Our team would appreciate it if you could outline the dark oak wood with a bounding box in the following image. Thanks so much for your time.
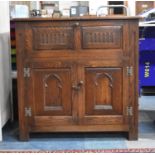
[14,17,139,141]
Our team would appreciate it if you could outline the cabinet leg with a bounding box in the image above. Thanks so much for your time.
[19,131,29,141]
[127,131,138,141]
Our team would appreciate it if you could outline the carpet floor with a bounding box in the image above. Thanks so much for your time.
[0,148,155,153]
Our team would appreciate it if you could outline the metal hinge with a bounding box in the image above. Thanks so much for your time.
[127,66,133,76]
[127,106,133,116]
[25,107,32,117]
[24,67,30,77]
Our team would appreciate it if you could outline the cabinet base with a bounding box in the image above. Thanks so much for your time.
[19,133,29,141]
[127,131,138,141]
[19,131,138,141]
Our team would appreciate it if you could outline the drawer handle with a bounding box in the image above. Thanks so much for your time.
[72,80,84,91]
[73,22,80,27]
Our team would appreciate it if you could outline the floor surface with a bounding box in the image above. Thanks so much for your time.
[0,96,155,150]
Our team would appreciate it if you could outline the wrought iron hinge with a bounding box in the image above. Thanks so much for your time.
[127,66,133,76]
[25,107,32,117]
[24,67,30,78]
[127,106,133,116]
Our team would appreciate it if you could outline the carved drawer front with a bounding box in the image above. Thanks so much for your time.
[32,68,72,116]
[33,26,74,50]
[81,26,122,49]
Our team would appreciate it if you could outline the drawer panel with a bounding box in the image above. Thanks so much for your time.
[32,26,74,50]
[81,26,122,49]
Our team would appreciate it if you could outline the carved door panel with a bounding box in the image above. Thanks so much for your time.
[79,63,128,125]
[29,62,77,126]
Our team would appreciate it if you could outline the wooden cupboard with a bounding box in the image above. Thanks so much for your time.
[13,16,139,141]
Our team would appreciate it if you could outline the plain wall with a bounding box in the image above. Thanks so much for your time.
[128,0,136,16]
[0,1,11,141]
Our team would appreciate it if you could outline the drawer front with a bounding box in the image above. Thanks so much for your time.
[81,26,123,49]
[33,26,74,50]
[23,21,75,53]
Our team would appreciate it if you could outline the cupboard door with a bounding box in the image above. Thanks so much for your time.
[29,62,77,126]
[80,65,128,125]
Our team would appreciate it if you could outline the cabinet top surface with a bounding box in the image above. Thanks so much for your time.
[12,16,139,22]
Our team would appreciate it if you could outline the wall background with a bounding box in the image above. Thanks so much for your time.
[0,1,12,141]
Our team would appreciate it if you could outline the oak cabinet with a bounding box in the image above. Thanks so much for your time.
[14,17,139,141]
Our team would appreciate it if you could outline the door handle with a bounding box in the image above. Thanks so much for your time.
[72,80,84,91]
[72,22,80,27]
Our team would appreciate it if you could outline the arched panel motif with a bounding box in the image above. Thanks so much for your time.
[93,72,113,110]
[43,73,63,111]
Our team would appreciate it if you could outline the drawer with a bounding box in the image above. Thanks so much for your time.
[81,26,123,49]
[33,27,74,50]
[24,22,75,51]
